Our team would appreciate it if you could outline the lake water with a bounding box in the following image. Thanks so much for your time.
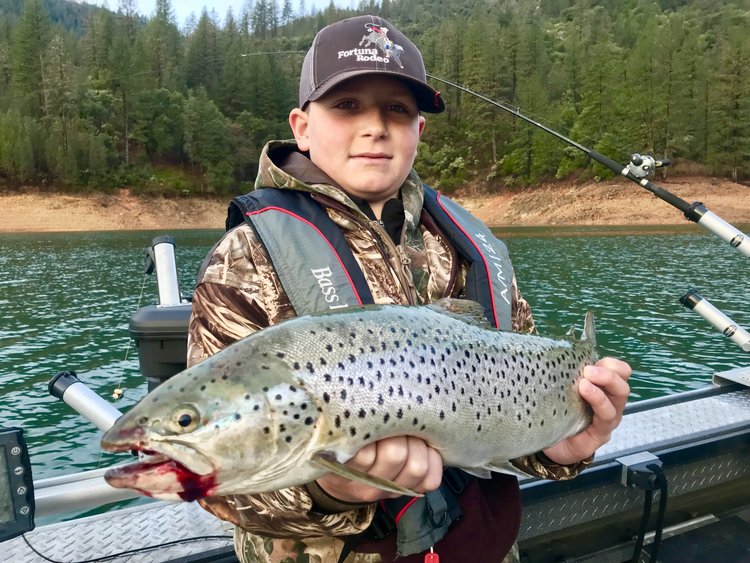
[1,225,748,486]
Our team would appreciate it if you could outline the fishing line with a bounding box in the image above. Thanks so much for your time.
[110,273,149,399]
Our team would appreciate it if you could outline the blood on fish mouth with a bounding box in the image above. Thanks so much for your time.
[104,453,218,502]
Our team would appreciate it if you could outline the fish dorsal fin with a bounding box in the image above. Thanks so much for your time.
[428,298,493,329]
[582,311,596,346]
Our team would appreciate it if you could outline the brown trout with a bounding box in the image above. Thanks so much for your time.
[101,298,596,501]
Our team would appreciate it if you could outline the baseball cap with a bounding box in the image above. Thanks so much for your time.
[299,15,445,113]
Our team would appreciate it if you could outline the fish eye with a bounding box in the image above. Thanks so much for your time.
[169,405,201,433]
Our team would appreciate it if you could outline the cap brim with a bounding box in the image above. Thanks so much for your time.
[307,69,445,114]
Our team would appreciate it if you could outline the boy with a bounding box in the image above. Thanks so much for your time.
[188,15,631,563]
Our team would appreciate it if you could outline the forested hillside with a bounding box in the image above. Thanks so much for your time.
[1,0,749,195]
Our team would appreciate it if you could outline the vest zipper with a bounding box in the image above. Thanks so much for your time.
[311,194,419,305]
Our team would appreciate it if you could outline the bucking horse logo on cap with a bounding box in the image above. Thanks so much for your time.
[359,23,404,68]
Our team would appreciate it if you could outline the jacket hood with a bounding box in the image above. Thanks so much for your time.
[255,140,426,229]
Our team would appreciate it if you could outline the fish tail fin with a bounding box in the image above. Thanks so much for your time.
[582,311,596,346]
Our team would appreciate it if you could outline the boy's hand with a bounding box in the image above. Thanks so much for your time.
[542,357,632,465]
[315,436,444,504]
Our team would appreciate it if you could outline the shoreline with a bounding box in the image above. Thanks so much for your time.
[2,176,748,233]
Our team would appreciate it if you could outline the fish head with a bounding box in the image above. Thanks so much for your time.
[101,344,324,501]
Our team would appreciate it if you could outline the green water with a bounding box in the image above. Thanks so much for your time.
[1,226,748,483]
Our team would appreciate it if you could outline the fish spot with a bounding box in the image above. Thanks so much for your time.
[276,352,286,358]
[358,409,366,418]
[138,416,149,424]
[235,413,241,420]
[275,394,282,401]
[412,417,419,426]
[253,404,260,411]
[263,426,270,434]
[323,392,331,403]
[324,374,332,382]
[344,410,351,419]
[285,435,293,443]
[262,387,269,392]
[335,415,341,428]
[305,417,314,425]
[293,362,300,370]
[364,433,371,440]
[477,424,482,432]
[396,408,403,419]
[350,427,357,437]
[340,390,347,400]
[301,403,307,410]
[384,413,390,423]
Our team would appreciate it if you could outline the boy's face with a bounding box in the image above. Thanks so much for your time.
[289,75,426,206]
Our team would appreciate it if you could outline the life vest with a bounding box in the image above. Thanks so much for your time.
[225,186,518,559]
[226,185,514,329]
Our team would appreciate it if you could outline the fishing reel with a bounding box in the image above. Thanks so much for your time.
[626,154,672,179]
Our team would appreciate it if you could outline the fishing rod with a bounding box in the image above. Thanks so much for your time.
[426,74,750,258]
[426,74,750,352]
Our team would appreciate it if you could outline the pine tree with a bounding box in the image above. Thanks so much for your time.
[11,0,50,116]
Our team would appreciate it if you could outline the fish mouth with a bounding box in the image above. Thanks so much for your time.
[104,452,217,502]
[103,439,218,502]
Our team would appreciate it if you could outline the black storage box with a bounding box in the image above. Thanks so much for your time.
[129,304,192,389]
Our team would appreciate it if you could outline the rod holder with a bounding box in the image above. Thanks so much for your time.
[146,235,183,306]
[680,289,750,352]
[48,371,123,432]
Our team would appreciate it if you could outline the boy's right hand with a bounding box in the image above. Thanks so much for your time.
[315,436,444,504]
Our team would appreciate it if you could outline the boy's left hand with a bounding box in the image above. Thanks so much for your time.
[542,357,631,466]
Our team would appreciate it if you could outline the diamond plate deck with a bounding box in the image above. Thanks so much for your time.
[5,500,233,563]
[596,388,750,460]
[519,387,750,541]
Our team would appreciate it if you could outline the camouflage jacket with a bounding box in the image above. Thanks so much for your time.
[187,140,591,563]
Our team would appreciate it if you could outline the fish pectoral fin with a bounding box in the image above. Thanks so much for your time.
[311,453,423,498]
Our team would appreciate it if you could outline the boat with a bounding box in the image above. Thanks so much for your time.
[2,235,749,563]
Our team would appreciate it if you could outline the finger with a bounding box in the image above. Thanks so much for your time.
[595,357,632,381]
[392,437,431,490]
[345,442,378,472]
[418,447,444,493]
[579,377,618,429]
[366,436,410,480]
[583,365,631,408]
